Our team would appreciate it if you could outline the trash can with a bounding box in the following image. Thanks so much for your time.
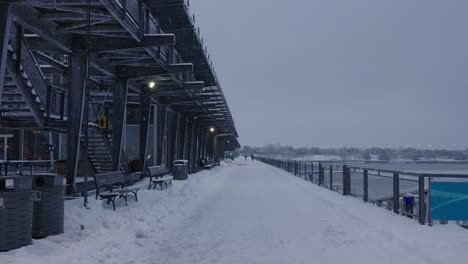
[32,173,65,239]
[402,193,415,219]
[173,160,188,180]
[0,176,33,251]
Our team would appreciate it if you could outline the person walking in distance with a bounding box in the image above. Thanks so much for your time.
[244,155,248,161]
[251,154,255,161]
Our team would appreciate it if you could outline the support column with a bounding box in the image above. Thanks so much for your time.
[66,53,86,193]
[194,126,201,168]
[182,117,190,160]
[213,135,220,160]
[112,79,128,171]
[0,2,12,103]
[189,121,197,170]
[156,105,166,166]
[173,114,180,161]
[178,116,187,160]
[167,112,176,168]
[139,95,151,171]
[160,107,169,168]
[199,128,205,159]
[18,129,24,161]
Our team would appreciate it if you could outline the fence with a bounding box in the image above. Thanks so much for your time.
[257,157,468,225]
[0,160,55,176]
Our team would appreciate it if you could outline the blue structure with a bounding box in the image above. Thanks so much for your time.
[431,182,468,221]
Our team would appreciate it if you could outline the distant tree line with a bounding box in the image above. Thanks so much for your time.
[241,144,468,161]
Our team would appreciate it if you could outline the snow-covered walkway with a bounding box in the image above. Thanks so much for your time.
[2,159,468,264]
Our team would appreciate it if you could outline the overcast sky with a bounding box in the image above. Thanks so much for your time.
[190,0,468,149]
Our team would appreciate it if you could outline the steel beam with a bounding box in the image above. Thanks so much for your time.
[182,116,189,160]
[90,34,175,52]
[188,120,196,170]
[11,4,73,52]
[112,79,128,171]
[156,104,167,166]
[5,56,46,126]
[66,53,87,193]
[116,63,192,78]
[0,1,12,105]
[98,0,142,41]
[14,36,50,111]
[139,95,151,171]
[34,51,67,73]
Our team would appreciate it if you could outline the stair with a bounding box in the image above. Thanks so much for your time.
[1,44,46,124]
[83,129,114,173]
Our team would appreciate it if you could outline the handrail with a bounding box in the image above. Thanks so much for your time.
[257,156,468,226]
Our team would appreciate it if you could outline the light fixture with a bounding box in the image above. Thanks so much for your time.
[210,127,215,132]
[148,81,156,89]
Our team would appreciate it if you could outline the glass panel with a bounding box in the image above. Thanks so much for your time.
[147,125,155,166]
[126,125,140,162]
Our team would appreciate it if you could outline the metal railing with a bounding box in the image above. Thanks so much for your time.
[257,157,468,225]
[0,160,55,176]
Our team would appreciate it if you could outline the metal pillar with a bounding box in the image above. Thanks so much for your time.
[156,105,166,166]
[393,173,400,214]
[167,112,176,167]
[213,134,219,160]
[66,53,87,193]
[342,165,350,195]
[162,108,169,168]
[198,128,205,159]
[418,176,426,225]
[0,2,12,104]
[139,95,151,171]
[173,114,180,161]
[195,126,201,167]
[189,121,197,170]
[112,79,128,171]
[363,169,369,202]
[182,117,189,160]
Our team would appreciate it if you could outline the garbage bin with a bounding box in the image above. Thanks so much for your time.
[402,193,415,219]
[32,173,65,239]
[173,160,188,180]
[0,176,33,251]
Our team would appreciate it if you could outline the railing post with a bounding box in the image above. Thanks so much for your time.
[310,163,314,182]
[343,165,349,195]
[393,173,400,214]
[363,169,368,202]
[318,162,323,185]
[329,166,333,190]
[294,161,297,175]
[304,162,307,179]
[419,176,426,225]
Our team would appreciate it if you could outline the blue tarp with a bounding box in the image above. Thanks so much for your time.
[431,182,468,221]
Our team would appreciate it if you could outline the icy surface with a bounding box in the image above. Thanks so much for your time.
[1,159,468,264]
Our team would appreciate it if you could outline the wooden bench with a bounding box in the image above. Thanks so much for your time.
[93,171,140,211]
[147,165,173,190]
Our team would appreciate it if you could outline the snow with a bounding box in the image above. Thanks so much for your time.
[2,159,468,264]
